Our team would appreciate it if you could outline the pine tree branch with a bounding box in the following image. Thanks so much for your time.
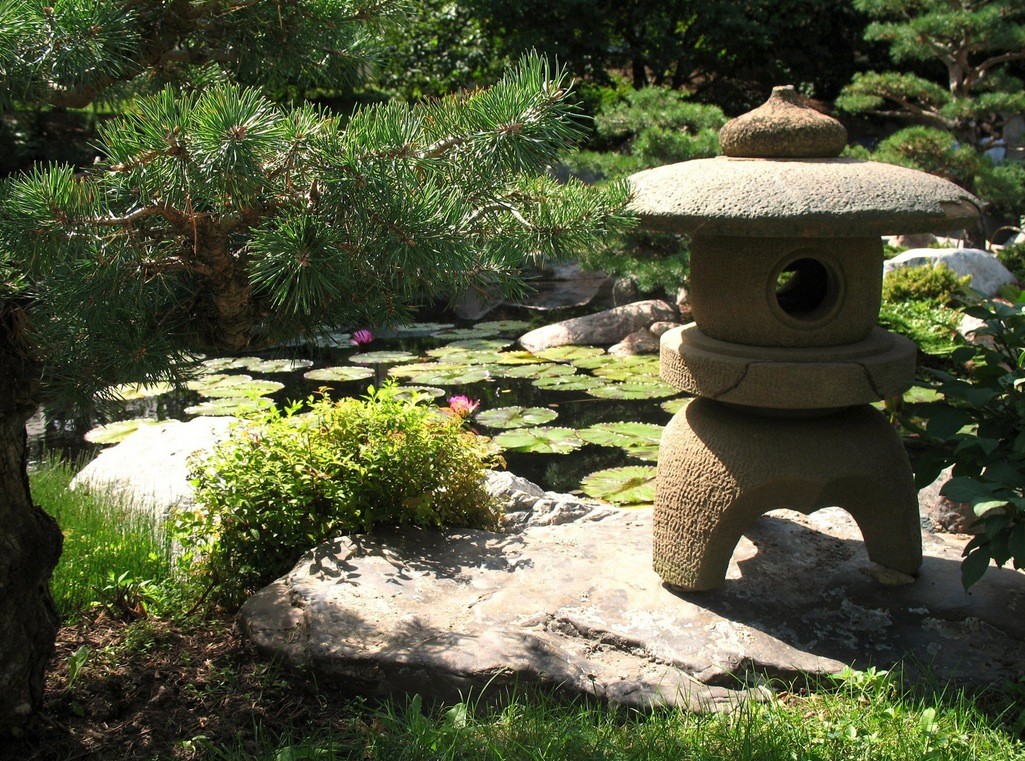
[974,49,1025,79]
[91,204,191,228]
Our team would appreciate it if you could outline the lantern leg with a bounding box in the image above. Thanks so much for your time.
[653,399,922,591]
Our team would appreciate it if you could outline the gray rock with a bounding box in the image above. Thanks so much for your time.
[884,248,1016,296]
[240,505,1025,710]
[518,300,678,353]
[958,313,993,347]
[70,416,233,515]
[918,468,978,534]
[649,321,682,337]
[608,328,661,356]
[517,263,611,311]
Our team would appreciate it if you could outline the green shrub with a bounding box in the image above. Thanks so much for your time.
[996,241,1025,284]
[909,292,1025,588]
[882,263,972,307]
[175,385,502,605]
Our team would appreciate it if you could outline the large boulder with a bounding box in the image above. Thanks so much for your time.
[518,300,678,353]
[883,248,1016,297]
[70,416,233,515]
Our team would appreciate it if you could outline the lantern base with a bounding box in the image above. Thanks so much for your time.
[654,398,922,591]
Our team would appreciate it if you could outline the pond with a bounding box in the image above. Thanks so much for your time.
[29,312,692,506]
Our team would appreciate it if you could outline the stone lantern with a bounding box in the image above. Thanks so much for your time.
[628,86,981,591]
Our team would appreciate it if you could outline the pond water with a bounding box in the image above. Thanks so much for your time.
[30,313,691,504]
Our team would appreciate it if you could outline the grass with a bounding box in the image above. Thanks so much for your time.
[23,456,1025,760]
[205,673,1025,760]
[30,452,174,619]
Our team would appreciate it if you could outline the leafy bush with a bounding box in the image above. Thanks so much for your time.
[909,293,1025,588]
[175,385,502,605]
[882,263,972,307]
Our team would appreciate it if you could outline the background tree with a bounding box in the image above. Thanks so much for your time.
[837,0,1025,238]
[0,1,631,736]
[466,0,866,108]
[837,0,1025,144]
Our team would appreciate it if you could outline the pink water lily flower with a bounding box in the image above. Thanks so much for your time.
[350,329,373,348]
[447,395,479,418]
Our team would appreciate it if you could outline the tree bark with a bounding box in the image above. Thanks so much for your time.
[0,305,62,738]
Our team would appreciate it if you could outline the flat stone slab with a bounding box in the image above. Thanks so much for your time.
[239,505,1025,710]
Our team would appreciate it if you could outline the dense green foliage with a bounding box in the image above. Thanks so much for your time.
[468,0,866,106]
[997,241,1025,283]
[910,293,1025,588]
[177,385,501,604]
[882,263,972,307]
[559,87,725,295]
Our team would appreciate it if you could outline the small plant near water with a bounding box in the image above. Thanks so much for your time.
[909,292,1025,588]
[176,383,502,604]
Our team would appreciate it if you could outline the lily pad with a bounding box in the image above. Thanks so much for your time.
[492,426,583,454]
[303,366,375,382]
[442,338,513,352]
[243,358,315,374]
[475,406,559,429]
[84,418,171,445]
[388,361,463,378]
[392,385,446,401]
[200,357,255,373]
[660,397,692,414]
[389,322,455,337]
[189,374,285,398]
[535,345,605,362]
[497,363,576,380]
[104,382,175,400]
[585,381,679,400]
[578,422,663,462]
[475,319,531,333]
[408,366,491,385]
[493,351,547,365]
[185,396,276,417]
[580,466,657,505]
[591,357,661,381]
[532,374,604,391]
[433,326,501,340]
[349,350,419,365]
[425,349,506,365]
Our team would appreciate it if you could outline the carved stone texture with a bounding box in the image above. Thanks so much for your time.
[628,158,982,238]
[654,399,922,591]
[688,236,883,347]
[719,86,847,159]
[659,326,916,409]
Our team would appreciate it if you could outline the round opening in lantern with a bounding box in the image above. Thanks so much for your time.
[771,256,839,324]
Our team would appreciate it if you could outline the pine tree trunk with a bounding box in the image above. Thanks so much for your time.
[0,309,62,738]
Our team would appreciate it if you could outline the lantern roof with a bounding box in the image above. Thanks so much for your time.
[628,86,981,238]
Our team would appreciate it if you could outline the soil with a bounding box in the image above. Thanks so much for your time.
[3,613,370,760]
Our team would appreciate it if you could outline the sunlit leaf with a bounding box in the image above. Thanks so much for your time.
[580,465,657,505]
[475,406,559,429]
[493,426,583,454]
